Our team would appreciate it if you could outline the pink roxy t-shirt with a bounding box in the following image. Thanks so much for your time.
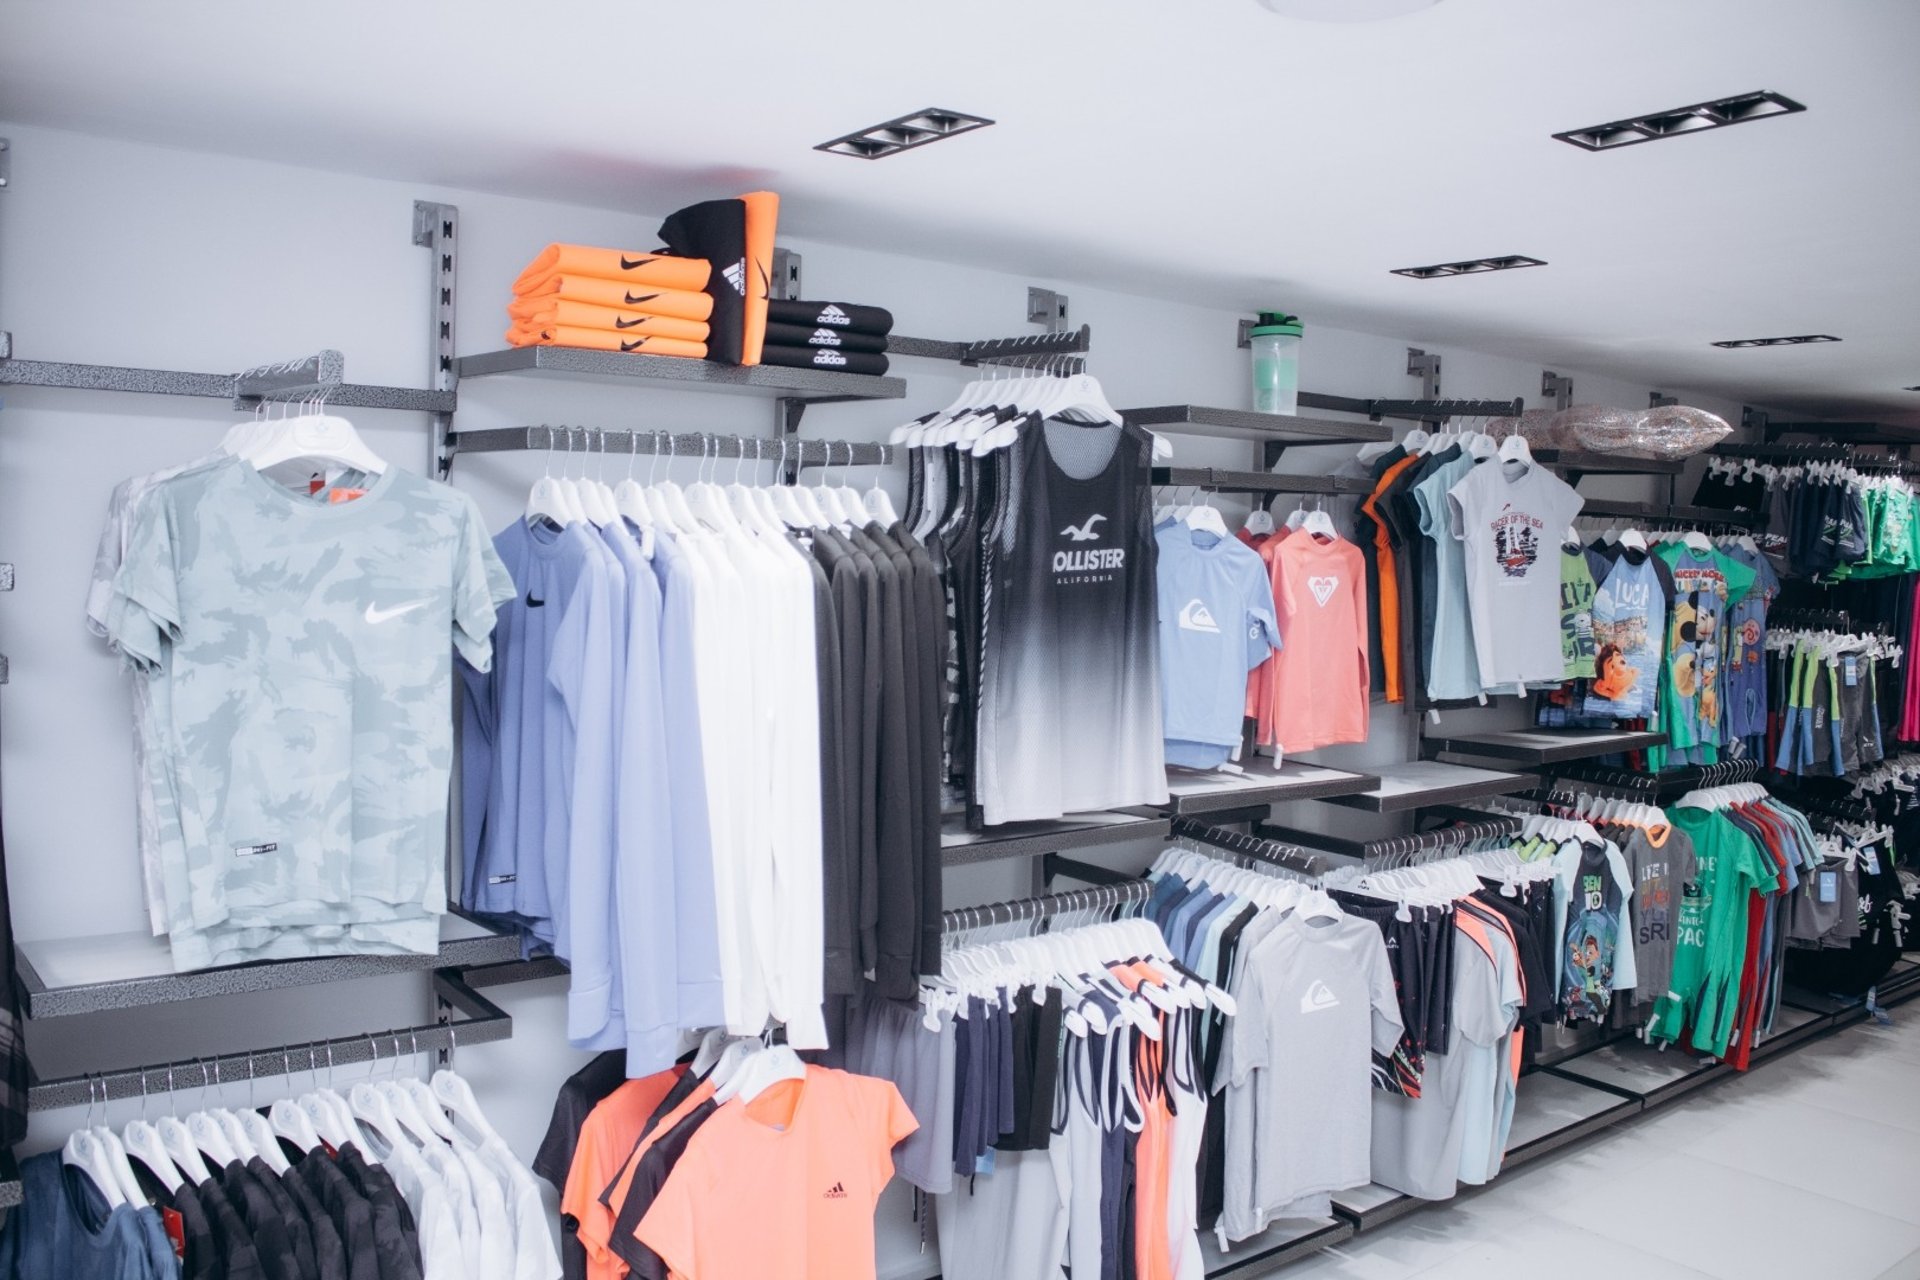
[1248,530,1370,753]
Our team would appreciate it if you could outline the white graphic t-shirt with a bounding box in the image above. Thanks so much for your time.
[1448,459,1584,689]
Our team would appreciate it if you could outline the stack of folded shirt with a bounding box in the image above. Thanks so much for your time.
[757,299,896,376]
[507,244,714,359]
[657,191,779,365]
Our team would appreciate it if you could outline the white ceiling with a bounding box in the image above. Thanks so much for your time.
[3,0,1916,424]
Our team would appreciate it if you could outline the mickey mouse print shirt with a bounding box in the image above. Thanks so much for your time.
[1448,458,1584,689]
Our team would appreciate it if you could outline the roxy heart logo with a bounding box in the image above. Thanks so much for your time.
[1178,599,1220,634]
[1307,576,1339,608]
[1059,514,1107,542]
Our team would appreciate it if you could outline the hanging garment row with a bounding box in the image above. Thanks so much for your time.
[1,1056,557,1280]
[87,400,514,971]
[891,363,1171,825]
[457,427,947,1073]
[1694,453,1920,582]
[1768,625,1901,777]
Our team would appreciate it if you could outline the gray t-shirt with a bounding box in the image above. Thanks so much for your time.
[109,457,513,967]
[1622,826,1698,1009]
[1218,912,1402,1242]
[1448,458,1584,689]
[1414,452,1482,701]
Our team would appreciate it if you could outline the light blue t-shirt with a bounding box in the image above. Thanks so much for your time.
[1154,525,1280,769]
[1583,554,1665,721]
[1415,453,1483,702]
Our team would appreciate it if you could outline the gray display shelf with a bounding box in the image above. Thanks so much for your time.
[1423,728,1666,766]
[1151,466,1371,496]
[1315,762,1533,813]
[1329,1181,1423,1232]
[941,812,1171,866]
[455,346,907,400]
[1500,1072,1642,1170]
[0,358,455,413]
[1122,404,1393,446]
[1156,761,1382,816]
[1545,1038,1727,1107]
[1200,1217,1355,1278]
[1532,447,1684,477]
[16,912,518,1018]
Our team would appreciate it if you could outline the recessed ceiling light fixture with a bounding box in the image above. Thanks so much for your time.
[1904,385,1920,392]
[1554,90,1805,152]
[815,109,993,160]
[1710,334,1841,349]
[1391,254,1545,280]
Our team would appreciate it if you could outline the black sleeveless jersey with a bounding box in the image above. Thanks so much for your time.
[975,417,1166,824]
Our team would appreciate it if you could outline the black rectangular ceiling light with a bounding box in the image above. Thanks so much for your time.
[815,109,994,160]
[1710,334,1841,349]
[1391,254,1546,280]
[1554,90,1805,151]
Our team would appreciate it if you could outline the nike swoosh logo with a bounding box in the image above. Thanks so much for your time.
[619,256,650,270]
[364,601,427,625]
[614,316,647,329]
[525,593,546,608]
[621,339,647,352]
[623,292,660,306]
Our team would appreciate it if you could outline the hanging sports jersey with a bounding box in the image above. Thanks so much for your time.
[1447,458,1584,689]
[1155,524,1280,769]
[1584,551,1666,720]
[975,420,1167,824]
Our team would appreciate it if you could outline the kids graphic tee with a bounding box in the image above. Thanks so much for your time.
[1721,545,1780,740]
[1447,459,1584,689]
[1583,549,1667,721]
[1155,524,1281,769]
[1559,543,1599,681]
[1656,544,1756,755]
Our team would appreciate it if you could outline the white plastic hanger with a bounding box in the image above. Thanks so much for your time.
[157,1115,215,1185]
[614,431,659,529]
[240,1109,290,1175]
[527,428,586,527]
[240,391,388,476]
[92,1123,147,1207]
[430,1069,508,1149]
[123,1119,183,1195]
[64,1126,128,1209]
[714,1045,807,1105]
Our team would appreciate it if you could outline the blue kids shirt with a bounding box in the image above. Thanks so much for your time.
[1155,524,1281,769]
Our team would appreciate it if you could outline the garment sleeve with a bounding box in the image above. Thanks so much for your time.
[866,1080,921,1189]
[108,483,183,673]
[1364,933,1407,1058]
[1718,550,1757,609]
[1603,844,1639,992]
[1219,961,1268,1088]
[452,494,515,672]
[86,479,134,639]
[1349,546,1371,693]
[1243,563,1281,669]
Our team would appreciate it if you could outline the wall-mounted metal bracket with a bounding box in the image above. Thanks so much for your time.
[1542,370,1574,411]
[1407,348,1443,401]
[1236,318,1254,349]
[1649,392,1678,409]
[231,350,347,406]
[771,248,802,301]
[413,200,459,477]
[0,137,11,191]
[1027,286,1069,333]
[1742,406,1771,439]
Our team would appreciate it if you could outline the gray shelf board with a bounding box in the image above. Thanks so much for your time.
[1151,466,1371,496]
[1316,762,1534,813]
[1199,1218,1354,1279]
[1426,728,1666,765]
[1501,1072,1641,1170]
[1122,405,1393,446]
[0,359,453,412]
[1546,1039,1725,1107]
[941,812,1171,866]
[17,912,517,1018]
[1330,1182,1424,1232]
[455,346,906,400]
[1782,986,1862,1017]
[1157,761,1382,815]
[1532,447,1685,476]
[1579,498,1659,520]
[249,383,456,413]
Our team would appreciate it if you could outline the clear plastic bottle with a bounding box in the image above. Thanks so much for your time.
[1250,311,1303,415]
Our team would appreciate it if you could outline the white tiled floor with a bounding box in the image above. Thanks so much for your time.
[1283,1012,1920,1280]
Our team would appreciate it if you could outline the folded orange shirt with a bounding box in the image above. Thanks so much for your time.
[506,299,711,344]
[505,325,708,360]
[739,191,779,367]
[512,276,715,322]
[513,244,710,296]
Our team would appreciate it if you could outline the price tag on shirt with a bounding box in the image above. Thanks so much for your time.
[1862,845,1883,875]
[1842,655,1859,687]
[1818,870,1839,903]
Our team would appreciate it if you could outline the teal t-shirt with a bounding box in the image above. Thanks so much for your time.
[1655,544,1756,753]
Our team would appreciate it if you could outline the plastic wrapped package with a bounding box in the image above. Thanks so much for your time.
[1555,404,1731,460]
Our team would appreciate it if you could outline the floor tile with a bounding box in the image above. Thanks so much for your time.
[1686,1096,1920,1226]
[1527,1151,1920,1279]
[1407,1207,1715,1279]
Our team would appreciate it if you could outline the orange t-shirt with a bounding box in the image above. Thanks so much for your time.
[562,1066,686,1280]
[634,1066,917,1280]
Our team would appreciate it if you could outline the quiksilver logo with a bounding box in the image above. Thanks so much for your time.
[722,261,746,295]
[1178,600,1220,633]
[1300,980,1340,1013]
[1059,514,1107,542]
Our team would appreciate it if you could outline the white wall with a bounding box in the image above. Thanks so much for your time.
[0,121,1752,1267]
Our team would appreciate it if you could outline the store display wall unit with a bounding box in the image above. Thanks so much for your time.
[0,120,1759,1273]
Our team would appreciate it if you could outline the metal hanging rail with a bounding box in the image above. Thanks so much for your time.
[941,880,1152,934]
[1308,395,1524,422]
[441,424,892,469]
[1168,816,1331,876]
[886,323,1091,366]
[0,343,456,413]
[27,970,509,1111]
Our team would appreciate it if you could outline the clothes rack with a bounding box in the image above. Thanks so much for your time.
[1167,815,1331,876]
[884,323,1092,367]
[438,422,893,470]
[0,344,455,413]
[1257,815,1520,863]
[940,880,1152,934]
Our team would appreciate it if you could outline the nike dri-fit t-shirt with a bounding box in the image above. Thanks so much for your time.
[1447,457,1584,689]
[633,1066,917,1280]
[1155,523,1280,768]
[110,458,513,956]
